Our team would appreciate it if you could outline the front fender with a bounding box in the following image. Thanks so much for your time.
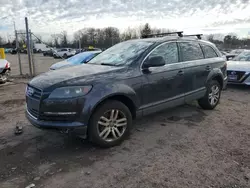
[81,83,138,125]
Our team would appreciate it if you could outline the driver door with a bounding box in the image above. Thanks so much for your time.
[140,42,185,115]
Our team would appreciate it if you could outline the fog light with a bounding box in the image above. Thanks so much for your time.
[44,112,77,115]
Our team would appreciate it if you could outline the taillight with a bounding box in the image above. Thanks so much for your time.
[5,62,10,69]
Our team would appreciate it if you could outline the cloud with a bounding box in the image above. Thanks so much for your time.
[0,0,250,38]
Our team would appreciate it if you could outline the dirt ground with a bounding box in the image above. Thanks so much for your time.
[5,54,61,76]
[0,79,250,188]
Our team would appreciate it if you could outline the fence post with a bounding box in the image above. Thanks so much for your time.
[25,17,33,76]
[30,31,36,76]
[15,30,22,75]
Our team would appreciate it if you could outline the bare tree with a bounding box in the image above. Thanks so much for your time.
[60,31,68,47]
[51,34,60,48]
[0,36,5,45]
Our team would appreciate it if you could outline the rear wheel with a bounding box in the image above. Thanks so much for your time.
[88,100,132,147]
[198,80,221,110]
[63,53,68,59]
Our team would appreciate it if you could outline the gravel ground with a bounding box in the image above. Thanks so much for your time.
[0,79,250,188]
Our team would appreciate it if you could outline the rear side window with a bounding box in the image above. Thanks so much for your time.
[147,42,178,65]
[179,42,204,61]
[201,44,218,58]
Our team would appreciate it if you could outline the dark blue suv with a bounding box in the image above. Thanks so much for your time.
[26,32,227,147]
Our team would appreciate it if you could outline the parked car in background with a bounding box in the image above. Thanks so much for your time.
[50,51,101,70]
[53,48,76,59]
[227,50,250,85]
[0,59,11,83]
[26,32,227,147]
[43,49,55,57]
[4,48,12,53]
[33,43,50,53]
[10,48,17,54]
[221,51,236,61]
[75,47,102,54]
[230,49,245,56]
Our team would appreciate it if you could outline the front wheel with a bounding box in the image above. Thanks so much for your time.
[198,80,221,110]
[88,100,132,147]
[0,70,10,84]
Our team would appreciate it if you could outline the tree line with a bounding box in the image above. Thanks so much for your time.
[1,23,250,50]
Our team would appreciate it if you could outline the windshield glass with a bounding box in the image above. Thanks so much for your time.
[87,40,153,66]
[232,51,250,61]
[67,52,97,64]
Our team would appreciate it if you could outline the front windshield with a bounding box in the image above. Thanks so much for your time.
[67,52,95,64]
[232,51,250,61]
[87,40,153,66]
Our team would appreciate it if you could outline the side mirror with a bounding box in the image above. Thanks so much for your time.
[143,56,166,69]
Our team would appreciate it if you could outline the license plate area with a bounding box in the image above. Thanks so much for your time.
[228,74,237,81]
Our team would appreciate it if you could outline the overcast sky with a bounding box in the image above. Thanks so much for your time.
[1,0,250,40]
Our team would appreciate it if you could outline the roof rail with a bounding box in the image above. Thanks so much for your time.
[142,31,183,38]
[183,34,203,39]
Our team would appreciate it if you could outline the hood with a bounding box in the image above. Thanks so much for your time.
[50,60,74,70]
[29,64,124,90]
[227,61,250,71]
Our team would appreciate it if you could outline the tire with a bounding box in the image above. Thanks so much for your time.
[88,100,132,147]
[63,54,68,59]
[0,70,10,84]
[198,80,221,110]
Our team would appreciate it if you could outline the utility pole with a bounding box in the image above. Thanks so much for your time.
[14,22,22,75]
[25,17,32,76]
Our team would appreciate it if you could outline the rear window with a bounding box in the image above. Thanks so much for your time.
[201,44,218,58]
[179,42,204,61]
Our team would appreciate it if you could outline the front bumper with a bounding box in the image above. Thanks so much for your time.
[223,76,228,90]
[227,71,250,85]
[26,108,87,136]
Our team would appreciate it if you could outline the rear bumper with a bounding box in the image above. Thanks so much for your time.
[26,110,87,136]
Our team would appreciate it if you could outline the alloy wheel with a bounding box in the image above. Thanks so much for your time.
[208,85,220,106]
[97,109,127,142]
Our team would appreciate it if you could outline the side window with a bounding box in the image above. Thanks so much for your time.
[201,44,218,58]
[147,42,178,65]
[61,49,66,51]
[179,42,204,61]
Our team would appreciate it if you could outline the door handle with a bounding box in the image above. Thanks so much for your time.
[205,66,211,71]
[177,70,184,76]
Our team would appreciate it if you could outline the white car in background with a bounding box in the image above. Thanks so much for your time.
[53,48,76,59]
[227,50,250,85]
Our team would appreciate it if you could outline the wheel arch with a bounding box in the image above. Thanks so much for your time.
[211,75,223,88]
[90,93,137,120]
[206,69,224,89]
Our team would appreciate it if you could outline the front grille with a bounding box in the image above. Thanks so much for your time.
[26,85,42,119]
[227,71,246,82]
[27,86,42,100]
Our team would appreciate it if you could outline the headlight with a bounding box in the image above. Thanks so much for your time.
[48,86,92,99]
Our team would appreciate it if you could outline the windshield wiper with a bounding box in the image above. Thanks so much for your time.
[101,63,116,66]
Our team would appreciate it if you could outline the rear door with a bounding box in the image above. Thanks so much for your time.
[178,41,208,101]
